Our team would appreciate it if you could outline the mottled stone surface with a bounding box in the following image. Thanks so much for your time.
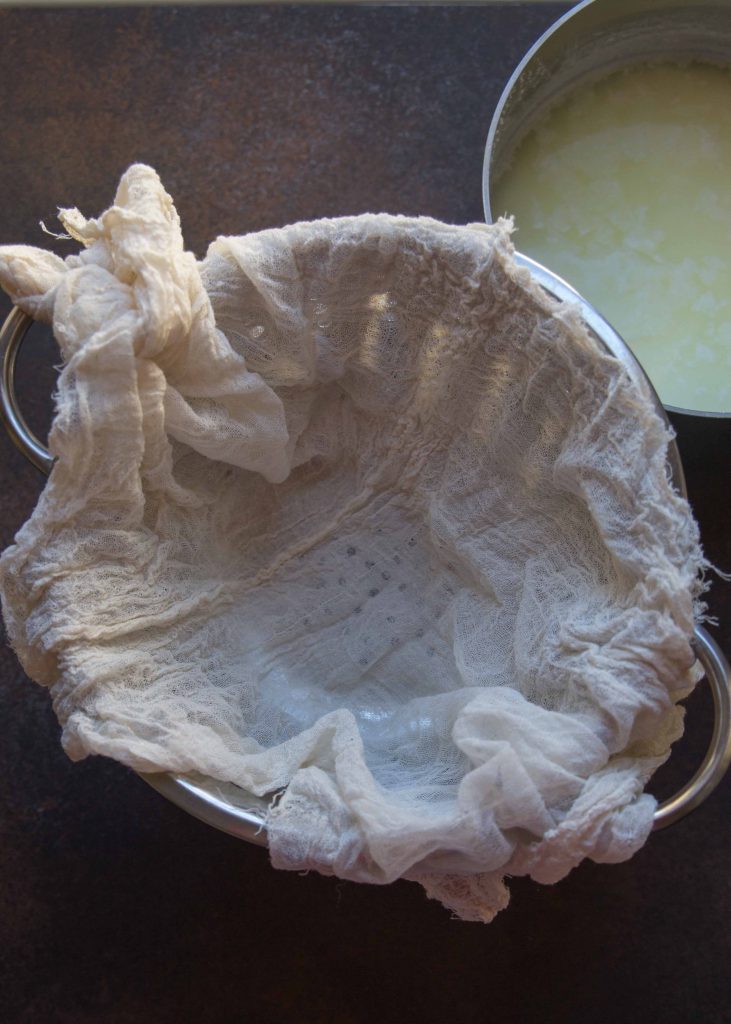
[0,6,729,1023]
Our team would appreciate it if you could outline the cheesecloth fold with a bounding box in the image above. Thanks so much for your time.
[0,165,706,922]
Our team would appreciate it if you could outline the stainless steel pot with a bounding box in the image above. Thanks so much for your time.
[483,0,731,419]
[2,260,729,838]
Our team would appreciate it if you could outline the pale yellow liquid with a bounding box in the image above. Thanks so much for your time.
[494,63,731,413]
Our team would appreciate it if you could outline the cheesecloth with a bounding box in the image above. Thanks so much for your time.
[0,165,706,922]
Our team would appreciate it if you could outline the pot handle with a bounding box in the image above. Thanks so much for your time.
[1,305,730,829]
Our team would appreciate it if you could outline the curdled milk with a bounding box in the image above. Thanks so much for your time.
[493,63,731,413]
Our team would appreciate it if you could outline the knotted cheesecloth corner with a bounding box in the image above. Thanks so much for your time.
[0,165,706,922]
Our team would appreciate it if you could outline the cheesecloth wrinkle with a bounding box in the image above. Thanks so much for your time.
[0,165,705,922]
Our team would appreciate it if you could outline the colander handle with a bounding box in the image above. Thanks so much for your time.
[0,306,54,474]
[652,625,731,830]
[1,305,730,831]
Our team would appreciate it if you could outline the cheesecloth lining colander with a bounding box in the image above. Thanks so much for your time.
[0,165,707,922]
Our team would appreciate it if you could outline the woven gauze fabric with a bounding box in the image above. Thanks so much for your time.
[0,166,706,922]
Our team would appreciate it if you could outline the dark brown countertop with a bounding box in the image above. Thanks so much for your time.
[0,6,729,1023]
